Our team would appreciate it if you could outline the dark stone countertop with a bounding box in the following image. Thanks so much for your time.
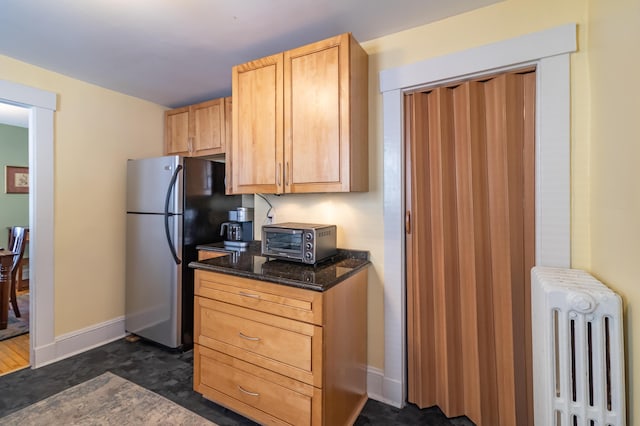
[189,241,370,292]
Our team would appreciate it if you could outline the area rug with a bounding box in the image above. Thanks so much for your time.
[0,293,29,341]
[0,372,217,425]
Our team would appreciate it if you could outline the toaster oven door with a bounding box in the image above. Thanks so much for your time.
[263,228,304,256]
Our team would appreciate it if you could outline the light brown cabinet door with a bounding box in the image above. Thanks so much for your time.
[231,52,284,194]
[283,33,368,193]
[165,106,190,156]
[284,35,343,192]
[285,33,368,193]
[192,98,225,156]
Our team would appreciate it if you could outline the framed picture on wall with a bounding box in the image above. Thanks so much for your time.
[5,166,29,194]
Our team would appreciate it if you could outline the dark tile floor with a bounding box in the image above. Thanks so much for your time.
[0,338,474,425]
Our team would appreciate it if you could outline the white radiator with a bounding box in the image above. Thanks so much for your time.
[532,267,626,426]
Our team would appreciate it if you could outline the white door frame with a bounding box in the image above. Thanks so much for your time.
[378,24,576,407]
[0,79,56,368]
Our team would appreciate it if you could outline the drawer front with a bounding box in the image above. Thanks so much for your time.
[195,270,323,325]
[195,296,323,386]
[205,303,312,370]
[195,345,320,426]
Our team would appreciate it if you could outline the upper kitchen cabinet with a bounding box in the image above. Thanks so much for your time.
[165,98,227,157]
[230,33,368,194]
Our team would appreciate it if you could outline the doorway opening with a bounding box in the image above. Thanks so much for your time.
[0,105,30,374]
[404,69,536,424]
[0,79,56,369]
[378,24,575,408]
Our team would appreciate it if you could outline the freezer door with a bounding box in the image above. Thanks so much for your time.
[125,212,182,348]
[127,155,183,214]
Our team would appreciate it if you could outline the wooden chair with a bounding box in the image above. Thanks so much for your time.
[7,226,29,291]
[7,226,27,318]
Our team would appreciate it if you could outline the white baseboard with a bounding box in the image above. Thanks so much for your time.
[33,316,126,368]
[367,365,404,408]
[32,320,408,411]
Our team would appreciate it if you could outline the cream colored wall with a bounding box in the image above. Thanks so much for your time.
[254,190,384,367]
[588,0,640,421]
[0,54,165,335]
[256,0,592,375]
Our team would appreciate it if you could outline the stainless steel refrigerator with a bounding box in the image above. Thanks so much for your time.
[125,155,241,349]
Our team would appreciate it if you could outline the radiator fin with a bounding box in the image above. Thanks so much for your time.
[532,267,626,426]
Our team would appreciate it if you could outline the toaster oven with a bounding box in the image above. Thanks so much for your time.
[261,223,337,264]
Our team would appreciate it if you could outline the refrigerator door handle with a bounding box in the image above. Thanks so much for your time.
[164,164,183,264]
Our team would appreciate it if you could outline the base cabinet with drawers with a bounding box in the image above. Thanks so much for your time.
[194,269,368,426]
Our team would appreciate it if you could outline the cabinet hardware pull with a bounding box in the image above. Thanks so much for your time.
[239,332,260,341]
[405,210,411,234]
[239,291,261,299]
[285,161,289,186]
[238,386,260,397]
[277,163,282,186]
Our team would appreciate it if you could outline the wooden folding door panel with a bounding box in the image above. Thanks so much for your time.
[405,70,535,426]
[405,92,437,407]
[484,73,533,426]
[451,81,498,425]
[406,86,466,417]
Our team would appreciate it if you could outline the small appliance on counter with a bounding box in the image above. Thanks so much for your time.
[221,207,254,249]
[261,222,337,265]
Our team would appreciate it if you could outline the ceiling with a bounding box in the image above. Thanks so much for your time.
[0,0,500,117]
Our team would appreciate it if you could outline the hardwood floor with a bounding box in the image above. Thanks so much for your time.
[0,333,29,376]
[0,289,30,376]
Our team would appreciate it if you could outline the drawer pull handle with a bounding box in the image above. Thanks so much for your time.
[239,291,261,300]
[238,386,260,397]
[239,332,260,341]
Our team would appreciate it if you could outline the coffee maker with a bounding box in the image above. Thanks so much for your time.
[220,207,254,249]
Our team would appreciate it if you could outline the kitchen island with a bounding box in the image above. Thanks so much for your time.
[189,242,369,426]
